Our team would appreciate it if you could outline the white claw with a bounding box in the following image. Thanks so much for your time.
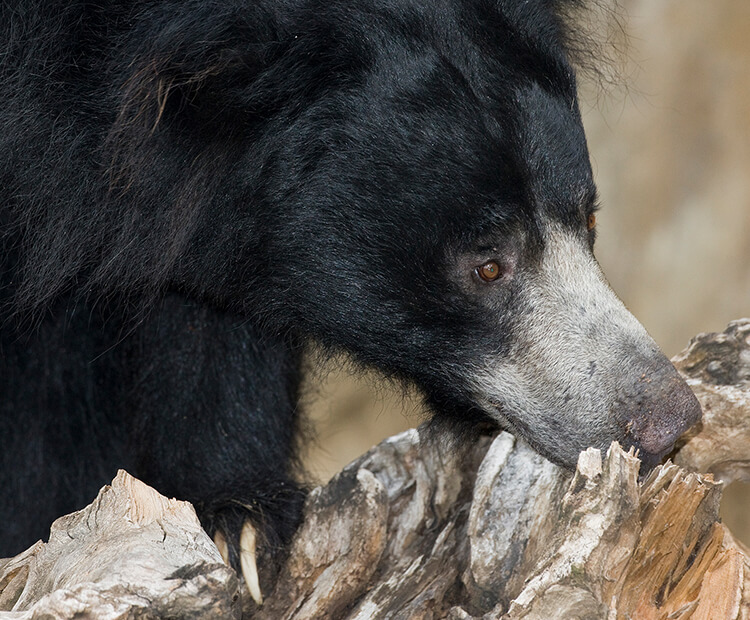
[213,530,230,566]
[240,521,263,606]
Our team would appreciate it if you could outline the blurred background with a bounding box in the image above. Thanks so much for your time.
[302,0,750,539]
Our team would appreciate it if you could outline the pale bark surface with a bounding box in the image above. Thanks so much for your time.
[0,472,240,619]
[673,319,750,482]
[1,319,749,619]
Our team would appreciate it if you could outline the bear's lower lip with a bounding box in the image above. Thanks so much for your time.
[484,401,581,470]
[630,444,674,475]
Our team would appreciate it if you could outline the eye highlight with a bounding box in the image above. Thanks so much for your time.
[477,260,502,282]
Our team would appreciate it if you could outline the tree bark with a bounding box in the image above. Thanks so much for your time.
[2,319,749,619]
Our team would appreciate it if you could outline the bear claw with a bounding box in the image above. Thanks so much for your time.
[213,530,230,566]
[240,521,263,605]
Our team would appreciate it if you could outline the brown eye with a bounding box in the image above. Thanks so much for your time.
[587,213,597,231]
[477,261,502,282]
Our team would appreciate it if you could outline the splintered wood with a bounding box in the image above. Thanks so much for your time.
[610,465,742,620]
[1,319,749,619]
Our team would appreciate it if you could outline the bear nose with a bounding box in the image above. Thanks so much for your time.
[620,365,702,471]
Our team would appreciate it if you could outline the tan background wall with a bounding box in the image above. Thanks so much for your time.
[302,0,750,537]
[589,0,750,356]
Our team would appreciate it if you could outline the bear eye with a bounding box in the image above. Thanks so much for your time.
[477,260,502,282]
[587,213,597,231]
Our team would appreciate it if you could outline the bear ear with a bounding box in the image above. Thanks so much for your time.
[112,1,291,135]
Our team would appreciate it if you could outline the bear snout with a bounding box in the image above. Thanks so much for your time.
[619,366,702,470]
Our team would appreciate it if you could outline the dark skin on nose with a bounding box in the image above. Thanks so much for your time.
[623,366,702,470]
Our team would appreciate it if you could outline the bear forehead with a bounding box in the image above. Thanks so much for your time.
[294,0,577,91]
[287,0,591,218]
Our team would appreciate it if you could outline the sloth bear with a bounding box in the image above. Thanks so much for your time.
[0,0,700,597]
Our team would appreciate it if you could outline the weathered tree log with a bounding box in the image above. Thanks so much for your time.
[673,319,750,482]
[0,472,240,619]
[1,319,749,619]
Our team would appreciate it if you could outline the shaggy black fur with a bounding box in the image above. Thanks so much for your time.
[2,0,609,564]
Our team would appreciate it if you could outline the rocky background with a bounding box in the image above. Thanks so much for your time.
[302,0,750,540]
